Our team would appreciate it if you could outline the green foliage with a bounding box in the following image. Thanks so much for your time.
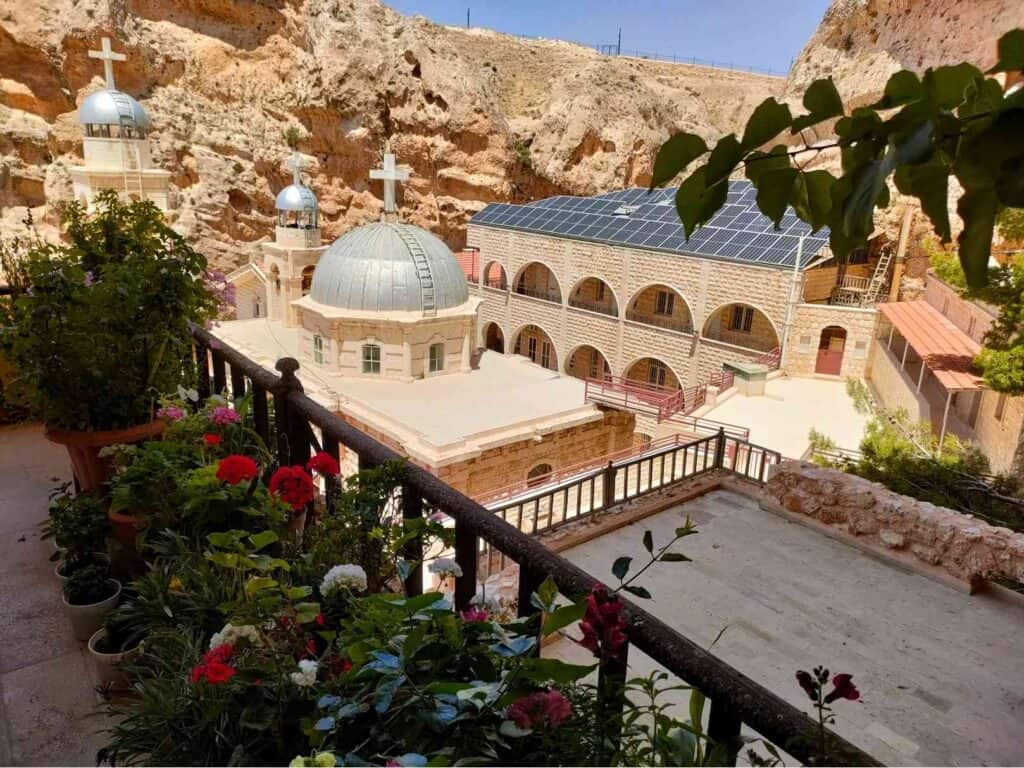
[652,29,1024,290]
[64,562,117,605]
[0,191,220,430]
[974,257,1024,394]
[997,206,1024,242]
[926,238,969,290]
[43,488,108,561]
[513,139,533,169]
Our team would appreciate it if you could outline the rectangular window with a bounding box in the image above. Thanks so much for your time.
[361,344,381,374]
[729,306,753,332]
[527,336,537,362]
[647,362,667,386]
[429,342,445,373]
[541,341,552,369]
[655,290,675,316]
[595,282,606,301]
[798,334,812,351]
[995,392,1007,422]
[313,335,324,365]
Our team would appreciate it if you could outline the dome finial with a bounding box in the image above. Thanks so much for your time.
[286,150,305,186]
[88,36,127,91]
[369,142,410,221]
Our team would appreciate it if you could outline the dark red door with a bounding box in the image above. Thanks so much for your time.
[815,326,847,375]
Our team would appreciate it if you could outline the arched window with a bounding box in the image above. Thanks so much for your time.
[362,343,381,374]
[301,265,315,295]
[429,342,445,373]
[526,463,553,488]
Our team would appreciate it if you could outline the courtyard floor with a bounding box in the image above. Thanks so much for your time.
[689,375,870,458]
[549,489,1024,766]
[0,424,111,765]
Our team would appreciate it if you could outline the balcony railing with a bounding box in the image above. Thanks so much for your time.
[568,297,619,317]
[188,323,880,767]
[625,310,694,333]
[514,285,563,304]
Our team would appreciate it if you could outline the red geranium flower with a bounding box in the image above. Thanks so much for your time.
[578,584,627,662]
[825,673,860,703]
[201,660,237,684]
[269,466,316,511]
[306,451,341,476]
[190,644,237,685]
[203,433,222,446]
[216,455,258,485]
[506,689,573,730]
[315,613,326,627]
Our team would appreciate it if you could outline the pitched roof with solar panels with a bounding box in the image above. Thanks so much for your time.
[469,180,830,270]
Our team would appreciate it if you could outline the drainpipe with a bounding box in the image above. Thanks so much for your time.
[779,236,804,371]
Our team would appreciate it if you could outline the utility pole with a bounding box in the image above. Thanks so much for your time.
[617,27,622,55]
[466,7,470,28]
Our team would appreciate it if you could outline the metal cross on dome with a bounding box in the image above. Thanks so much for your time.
[369,141,410,217]
[88,37,127,90]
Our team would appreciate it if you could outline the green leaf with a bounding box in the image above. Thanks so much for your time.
[869,70,924,109]
[894,160,951,242]
[675,168,707,237]
[705,135,744,186]
[923,63,983,110]
[674,519,698,538]
[532,576,557,611]
[520,657,597,684]
[892,121,934,166]
[741,98,792,150]
[791,170,835,232]
[642,530,653,553]
[651,133,708,188]
[244,576,277,597]
[248,530,279,551]
[791,77,844,132]
[956,186,999,290]
[403,621,428,659]
[754,168,797,227]
[623,584,652,599]
[541,601,587,636]
[611,556,632,581]
[744,145,791,186]
[689,689,706,733]
[991,29,1024,72]
[295,602,321,624]
[659,552,692,563]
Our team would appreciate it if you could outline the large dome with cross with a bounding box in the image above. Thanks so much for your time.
[309,222,468,313]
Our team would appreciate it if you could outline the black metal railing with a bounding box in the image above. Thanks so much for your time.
[189,324,879,767]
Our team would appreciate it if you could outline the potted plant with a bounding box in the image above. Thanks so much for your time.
[62,562,122,642]
[42,488,110,581]
[0,191,222,491]
[88,604,144,689]
[107,440,199,544]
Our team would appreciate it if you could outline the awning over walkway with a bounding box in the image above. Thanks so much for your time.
[877,300,984,391]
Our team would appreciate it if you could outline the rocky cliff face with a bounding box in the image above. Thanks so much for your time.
[0,0,779,268]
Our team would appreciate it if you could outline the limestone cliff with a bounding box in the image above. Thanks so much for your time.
[0,0,779,268]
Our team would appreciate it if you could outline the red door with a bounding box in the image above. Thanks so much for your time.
[815,326,847,375]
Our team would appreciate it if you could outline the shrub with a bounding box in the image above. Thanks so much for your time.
[64,562,116,605]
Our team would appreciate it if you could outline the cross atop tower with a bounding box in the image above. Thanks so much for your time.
[285,150,305,186]
[369,142,410,219]
[88,37,127,90]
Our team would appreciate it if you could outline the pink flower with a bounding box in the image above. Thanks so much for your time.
[210,406,241,425]
[825,673,860,703]
[460,607,489,622]
[157,405,185,422]
[428,511,447,523]
[506,689,573,730]
[578,585,627,662]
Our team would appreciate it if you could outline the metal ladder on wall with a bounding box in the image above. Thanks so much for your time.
[112,92,144,202]
[394,225,437,316]
[862,246,894,305]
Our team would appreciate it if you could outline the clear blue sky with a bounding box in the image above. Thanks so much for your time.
[387,0,832,75]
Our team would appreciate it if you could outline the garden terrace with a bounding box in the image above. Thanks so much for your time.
[190,323,879,766]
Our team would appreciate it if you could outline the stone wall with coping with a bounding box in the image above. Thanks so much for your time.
[763,461,1024,590]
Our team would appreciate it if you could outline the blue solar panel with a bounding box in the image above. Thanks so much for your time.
[469,180,828,269]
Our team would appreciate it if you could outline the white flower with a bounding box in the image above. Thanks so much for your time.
[428,557,463,578]
[320,564,368,595]
[290,659,318,688]
[209,622,262,649]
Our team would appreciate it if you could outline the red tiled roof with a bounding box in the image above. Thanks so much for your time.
[877,300,984,391]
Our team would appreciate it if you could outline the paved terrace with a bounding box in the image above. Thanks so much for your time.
[0,425,110,765]
[549,489,1024,766]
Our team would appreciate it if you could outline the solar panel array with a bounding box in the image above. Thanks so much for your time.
[469,180,829,269]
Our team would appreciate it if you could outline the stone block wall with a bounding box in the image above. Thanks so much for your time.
[786,303,878,378]
[764,461,1024,590]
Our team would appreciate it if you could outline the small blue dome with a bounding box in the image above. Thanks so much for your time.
[275,183,318,213]
[310,222,469,313]
[78,89,150,130]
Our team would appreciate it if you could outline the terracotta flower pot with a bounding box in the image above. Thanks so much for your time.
[88,628,141,689]
[45,420,165,492]
[62,579,122,642]
[108,508,146,546]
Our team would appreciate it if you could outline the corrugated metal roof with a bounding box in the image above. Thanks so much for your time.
[878,300,984,391]
[469,180,829,269]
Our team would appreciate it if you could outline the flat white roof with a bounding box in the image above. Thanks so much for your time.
[213,318,604,466]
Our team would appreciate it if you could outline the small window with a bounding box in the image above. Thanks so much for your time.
[429,342,445,373]
[596,282,606,301]
[647,361,667,386]
[728,305,754,332]
[995,392,1008,422]
[527,336,538,362]
[362,344,381,374]
[526,463,553,488]
[313,334,324,365]
[798,334,812,350]
[655,290,675,316]
[853,340,868,358]
[541,341,552,369]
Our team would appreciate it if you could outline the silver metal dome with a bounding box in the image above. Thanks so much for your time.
[275,183,318,212]
[310,222,469,313]
[78,89,151,130]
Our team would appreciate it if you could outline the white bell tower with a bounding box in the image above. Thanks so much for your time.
[70,36,171,211]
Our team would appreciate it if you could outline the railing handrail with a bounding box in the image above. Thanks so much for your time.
[188,324,880,767]
[662,413,750,441]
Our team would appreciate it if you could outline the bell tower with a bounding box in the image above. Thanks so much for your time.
[70,36,171,211]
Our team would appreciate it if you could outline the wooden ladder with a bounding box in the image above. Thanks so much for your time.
[862,247,894,305]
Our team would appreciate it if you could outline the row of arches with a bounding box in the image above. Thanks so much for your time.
[483,321,683,389]
[481,261,778,350]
